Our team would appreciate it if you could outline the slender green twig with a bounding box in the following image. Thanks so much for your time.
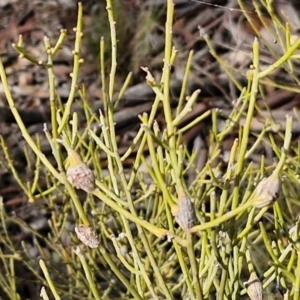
[74,247,102,300]
[100,246,143,300]
[58,2,83,134]
[39,260,61,300]
[233,37,260,209]
[258,36,300,79]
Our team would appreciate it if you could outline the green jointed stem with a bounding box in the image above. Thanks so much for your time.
[58,3,83,134]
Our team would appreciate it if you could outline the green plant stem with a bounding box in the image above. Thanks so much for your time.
[75,247,102,300]
[9,257,19,300]
[111,237,141,274]
[0,59,61,181]
[106,0,117,101]
[12,43,47,66]
[101,5,176,298]
[39,260,61,300]
[218,263,228,299]
[262,243,294,283]
[98,26,140,294]
[0,137,33,200]
[294,252,300,300]
[176,50,194,116]
[233,38,260,210]
[0,56,90,223]
[219,139,238,215]
[44,36,63,171]
[92,187,187,241]
[163,0,182,191]
[143,120,173,208]
[137,230,174,299]
[106,125,173,298]
[127,96,161,190]
[58,2,83,134]
[172,89,201,126]
[190,201,252,233]
[186,233,203,300]
[170,228,196,299]
[260,222,281,265]
[210,192,227,269]
[51,29,67,56]
[177,109,211,135]
[258,36,300,79]
[274,115,292,175]
[100,246,143,300]
[236,207,267,241]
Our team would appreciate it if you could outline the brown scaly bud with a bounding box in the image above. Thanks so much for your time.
[245,272,263,300]
[251,172,280,208]
[172,193,196,232]
[66,149,95,193]
[75,224,100,248]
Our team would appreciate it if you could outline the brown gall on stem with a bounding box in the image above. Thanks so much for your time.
[66,149,95,193]
[251,172,280,208]
[75,224,100,249]
[245,272,263,300]
[172,194,196,232]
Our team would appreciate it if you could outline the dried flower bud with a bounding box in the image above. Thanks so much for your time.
[75,224,99,248]
[66,149,95,192]
[251,172,280,208]
[172,194,196,231]
[245,272,263,300]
